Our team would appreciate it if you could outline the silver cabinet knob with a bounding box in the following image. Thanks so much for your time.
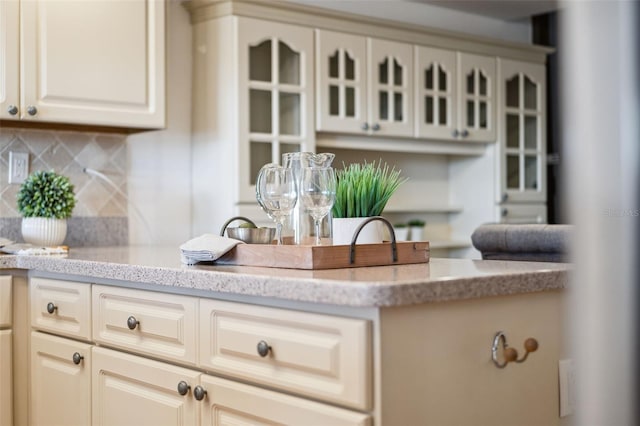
[177,381,190,396]
[501,208,509,217]
[452,129,459,138]
[501,193,509,202]
[257,340,271,357]
[460,129,469,137]
[361,122,369,131]
[7,105,18,116]
[193,385,207,401]
[46,302,58,314]
[127,316,139,330]
[26,106,38,116]
[72,352,84,365]
[371,123,380,131]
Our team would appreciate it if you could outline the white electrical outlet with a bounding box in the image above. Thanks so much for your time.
[9,152,29,184]
[559,359,576,417]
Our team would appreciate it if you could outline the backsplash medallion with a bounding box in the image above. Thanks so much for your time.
[0,128,129,245]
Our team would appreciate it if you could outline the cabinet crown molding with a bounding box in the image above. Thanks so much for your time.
[183,0,553,63]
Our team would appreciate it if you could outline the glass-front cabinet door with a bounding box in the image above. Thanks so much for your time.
[499,59,546,203]
[368,38,413,137]
[315,29,367,134]
[459,53,496,142]
[415,46,457,140]
[237,18,314,202]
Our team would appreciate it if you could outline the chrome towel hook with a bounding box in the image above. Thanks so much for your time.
[491,331,539,369]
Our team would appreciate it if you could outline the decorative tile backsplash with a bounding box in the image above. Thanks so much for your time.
[0,128,128,218]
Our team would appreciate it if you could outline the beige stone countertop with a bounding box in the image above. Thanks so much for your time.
[0,246,570,307]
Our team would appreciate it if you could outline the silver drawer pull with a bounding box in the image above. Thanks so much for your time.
[257,340,271,357]
[193,385,207,401]
[127,316,140,330]
[46,302,58,314]
[177,381,190,396]
[72,352,84,365]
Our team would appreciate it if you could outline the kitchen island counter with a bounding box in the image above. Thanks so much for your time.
[1,245,568,307]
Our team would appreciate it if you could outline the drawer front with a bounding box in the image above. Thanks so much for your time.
[93,285,197,365]
[199,299,371,410]
[201,375,371,426]
[0,276,12,328]
[31,278,91,340]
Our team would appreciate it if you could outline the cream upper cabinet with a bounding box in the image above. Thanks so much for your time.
[316,30,413,137]
[0,0,19,120]
[4,0,165,128]
[416,49,496,142]
[31,331,92,426]
[498,59,546,204]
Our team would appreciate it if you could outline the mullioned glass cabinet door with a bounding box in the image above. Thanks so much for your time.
[459,53,496,142]
[237,17,314,202]
[499,59,546,204]
[315,29,367,134]
[368,38,414,137]
[415,46,457,140]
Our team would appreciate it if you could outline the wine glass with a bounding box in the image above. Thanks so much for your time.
[300,167,336,245]
[256,165,297,245]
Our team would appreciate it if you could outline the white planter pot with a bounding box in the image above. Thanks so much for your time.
[21,217,67,246]
[409,226,424,241]
[332,217,384,246]
[393,227,409,241]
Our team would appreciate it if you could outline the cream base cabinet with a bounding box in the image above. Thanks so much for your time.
[31,332,92,426]
[0,330,11,426]
[316,29,413,137]
[6,0,165,128]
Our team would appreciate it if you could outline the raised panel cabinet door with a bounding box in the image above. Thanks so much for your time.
[368,37,414,137]
[237,16,315,202]
[0,276,11,328]
[20,0,165,128]
[415,46,458,140]
[315,29,367,134]
[92,285,198,365]
[0,330,12,426]
[30,277,92,340]
[199,299,372,410]
[497,203,547,224]
[0,0,19,120]
[31,331,92,426]
[498,59,547,203]
[459,52,497,142]
[92,346,199,426]
[200,375,371,426]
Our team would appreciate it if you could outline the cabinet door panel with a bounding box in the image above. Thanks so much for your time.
[0,0,19,120]
[459,53,496,142]
[498,59,546,203]
[316,29,367,133]
[0,330,11,426]
[92,346,199,426]
[497,203,547,224]
[31,331,92,426]
[20,0,165,128]
[415,46,457,140]
[0,276,11,328]
[93,285,198,365]
[368,38,414,137]
[199,299,371,410]
[201,375,371,426]
[30,277,92,340]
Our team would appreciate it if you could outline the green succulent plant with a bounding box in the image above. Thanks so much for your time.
[332,160,407,218]
[17,170,76,219]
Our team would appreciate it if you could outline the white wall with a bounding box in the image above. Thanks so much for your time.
[289,0,531,43]
[127,1,193,245]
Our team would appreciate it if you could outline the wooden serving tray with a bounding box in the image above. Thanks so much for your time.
[216,241,430,270]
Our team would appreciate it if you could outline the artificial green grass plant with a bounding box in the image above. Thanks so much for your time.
[332,161,407,218]
[17,170,76,219]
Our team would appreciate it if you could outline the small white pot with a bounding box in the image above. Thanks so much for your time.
[332,217,384,245]
[409,226,424,241]
[393,227,409,241]
[22,217,67,246]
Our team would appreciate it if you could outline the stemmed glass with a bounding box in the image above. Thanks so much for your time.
[256,165,297,245]
[300,167,336,245]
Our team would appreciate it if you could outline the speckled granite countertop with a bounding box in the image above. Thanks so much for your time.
[0,246,570,307]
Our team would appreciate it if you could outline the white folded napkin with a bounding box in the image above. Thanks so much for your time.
[180,234,244,265]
